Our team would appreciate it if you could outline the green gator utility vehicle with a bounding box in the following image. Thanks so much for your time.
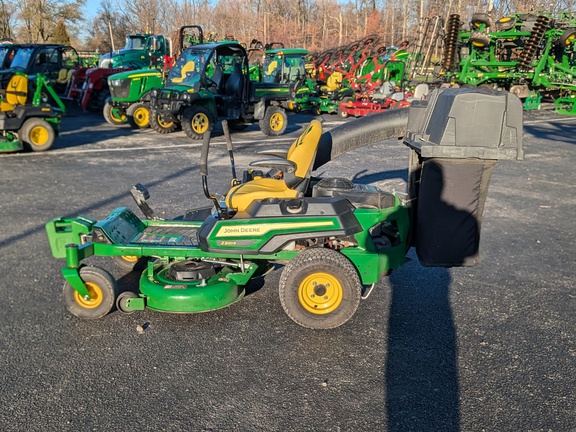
[149,40,294,139]
[46,88,522,329]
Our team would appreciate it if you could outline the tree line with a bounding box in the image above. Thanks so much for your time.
[1,0,575,53]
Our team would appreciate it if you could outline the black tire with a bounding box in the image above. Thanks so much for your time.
[310,105,321,116]
[87,88,110,113]
[149,109,177,134]
[469,31,491,48]
[181,105,212,139]
[559,29,576,47]
[116,291,139,315]
[279,248,362,329]
[259,106,287,136]
[62,266,117,319]
[103,100,127,126]
[20,118,56,152]
[127,102,151,128]
[496,16,516,31]
[471,12,491,28]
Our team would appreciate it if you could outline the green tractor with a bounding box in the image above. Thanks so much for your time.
[102,26,205,128]
[98,33,172,69]
[148,40,294,139]
[46,88,522,329]
[0,72,65,152]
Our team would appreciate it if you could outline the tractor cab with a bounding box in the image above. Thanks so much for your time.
[262,48,308,84]
[98,34,172,69]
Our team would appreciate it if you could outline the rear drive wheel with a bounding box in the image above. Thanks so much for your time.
[260,106,287,136]
[127,103,151,128]
[62,266,117,319]
[149,109,177,134]
[103,101,127,126]
[182,106,212,139]
[279,248,362,329]
[338,98,351,118]
[20,118,55,152]
[112,255,147,271]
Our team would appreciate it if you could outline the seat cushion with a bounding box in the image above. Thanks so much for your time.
[226,178,298,212]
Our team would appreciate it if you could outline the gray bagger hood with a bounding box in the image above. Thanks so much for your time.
[313,87,523,267]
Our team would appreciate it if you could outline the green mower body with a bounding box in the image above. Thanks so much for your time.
[46,88,523,329]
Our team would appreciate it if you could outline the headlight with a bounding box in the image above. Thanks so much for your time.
[109,79,123,87]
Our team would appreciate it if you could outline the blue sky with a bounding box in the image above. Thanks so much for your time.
[84,1,100,20]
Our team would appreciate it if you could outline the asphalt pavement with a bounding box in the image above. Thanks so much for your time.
[0,105,574,431]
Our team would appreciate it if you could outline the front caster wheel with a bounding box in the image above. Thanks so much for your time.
[63,266,117,319]
[116,291,139,315]
[279,248,362,329]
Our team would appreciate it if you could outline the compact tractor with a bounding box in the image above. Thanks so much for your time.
[46,88,522,329]
[148,40,293,139]
[69,33,173,113]
[103,26,204,128]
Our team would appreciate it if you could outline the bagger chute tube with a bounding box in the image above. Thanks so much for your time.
[46,88,523,329]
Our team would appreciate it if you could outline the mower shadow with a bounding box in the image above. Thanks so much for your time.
[352,168,408,184]
[385,259,460,431]
[523,121,576,146]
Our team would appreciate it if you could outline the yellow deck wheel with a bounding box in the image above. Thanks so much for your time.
[73,282,104,309]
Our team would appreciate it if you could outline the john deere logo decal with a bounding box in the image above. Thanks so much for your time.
[216,221,333,237]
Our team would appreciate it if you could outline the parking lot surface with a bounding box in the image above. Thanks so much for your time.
[0,106,574,431]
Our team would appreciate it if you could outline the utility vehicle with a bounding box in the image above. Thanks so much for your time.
[148,40,293,139]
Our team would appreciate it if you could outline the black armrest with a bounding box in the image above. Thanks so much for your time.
[250,158,296,174]
[256,148,289,158]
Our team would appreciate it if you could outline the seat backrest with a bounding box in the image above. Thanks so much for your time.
[413,83,429,99]
[284,119,323,188]
[210,64,223,90]
[6,74,28,106]
[172,61,195,83]
[224,62,243,99]
[324,72,342,91]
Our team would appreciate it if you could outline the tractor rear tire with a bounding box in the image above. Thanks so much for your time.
[149,109,177,134]
[103,101,127,126]
[182,106,212,139]
[63,266,117,319]
[279,248,362,329]
[20,118,56,152]
[260,106,287,136]
[127,103,151,129]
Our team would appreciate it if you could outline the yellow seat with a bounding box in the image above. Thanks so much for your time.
[225,120,323,212]
[56,68,74,85]
[320,72,342,93]
[0,74,28,112]
[171,61,196,83]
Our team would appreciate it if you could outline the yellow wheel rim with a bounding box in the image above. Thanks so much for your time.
[73,282,104,309]
[133,107,149,126]
[566,34,576,45]
[499,17,512,23]
[29,125,49,146]
[191,112,209,134]
[121,255,138,263]
[111,109,126,122]
[270,112,284,132]
[158,116,174,128]
[298,272,343,315]
[472,40,487,47]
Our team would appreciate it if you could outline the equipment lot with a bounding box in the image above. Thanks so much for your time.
[0,107,574,431]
